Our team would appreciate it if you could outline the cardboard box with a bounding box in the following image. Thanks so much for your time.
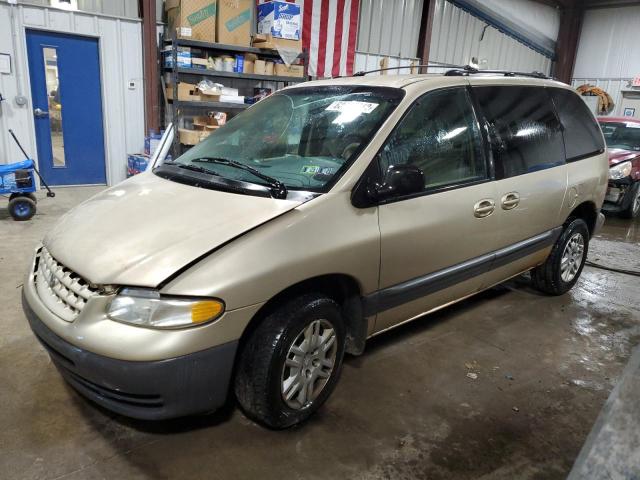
[257,1,301,40]
[166,0,217,43]
[127,154,150,177]
[252,34,302,53]
[179,128,213,145]
[217,0,252,46]
[274,63,304,78]
[265,61,274,76]
[193,112,227,128]
[165,83,202,101]
[191,57,209,69]
[254,59,266,75]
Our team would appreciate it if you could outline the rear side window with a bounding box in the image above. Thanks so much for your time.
[473,86,565,179]
[549,88,605,161]
[378,87,487,194]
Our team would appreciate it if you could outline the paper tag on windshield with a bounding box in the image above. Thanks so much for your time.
[326,101,379,114]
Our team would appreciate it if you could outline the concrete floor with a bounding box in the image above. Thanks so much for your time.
[1,187,639,480]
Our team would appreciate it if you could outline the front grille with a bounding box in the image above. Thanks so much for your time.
[34,247,98,322]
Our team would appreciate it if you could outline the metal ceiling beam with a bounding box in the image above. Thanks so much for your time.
[417,0,437,63]
[553,2,584,83]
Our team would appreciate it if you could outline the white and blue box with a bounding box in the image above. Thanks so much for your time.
[162,46,192,68]
[257,1,301,41]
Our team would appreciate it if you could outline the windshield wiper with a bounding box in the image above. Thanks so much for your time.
[192,157,288,199]
[163,161,220,176]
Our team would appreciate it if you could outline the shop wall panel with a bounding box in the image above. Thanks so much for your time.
[0,2,145,186]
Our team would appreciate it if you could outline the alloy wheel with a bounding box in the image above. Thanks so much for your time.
[560,232,585,283]
[281,319,337,410]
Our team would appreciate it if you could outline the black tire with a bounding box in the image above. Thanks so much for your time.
[234,293,346,429]
[531,218,590,295]
[621,182,640,219]
[9,192,37,203]
[8,196,36,221]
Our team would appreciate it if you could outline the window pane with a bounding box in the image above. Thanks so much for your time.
[474,86,565,179]
[378,88,487,192]
[176,86,404,191]
[599,121,640,151]
[550,88,605,160]
[43,47,66,167]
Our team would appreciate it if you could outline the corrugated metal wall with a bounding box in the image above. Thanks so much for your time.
[428,0,552,74]
[355,0,423,74]
[357,0,424,58]
[0,2,145,185]
[20,0,165,19]
[572,5,640,117]
[570,78,631,117]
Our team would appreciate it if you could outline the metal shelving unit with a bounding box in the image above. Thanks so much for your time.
[163,33,309,156]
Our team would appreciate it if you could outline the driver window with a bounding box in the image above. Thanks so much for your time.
[378,88,487,193]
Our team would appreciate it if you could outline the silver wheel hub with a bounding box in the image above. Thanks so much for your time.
[281,319,337,410]
[560,232,585,283]
[634,189,640,214]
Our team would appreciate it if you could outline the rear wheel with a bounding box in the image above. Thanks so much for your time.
[621,182,640,219]
[8,196,36,221]
[234,293,346,429]
[531,218,589,295]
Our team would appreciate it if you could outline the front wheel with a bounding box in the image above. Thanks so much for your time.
[531,218,589,295]
[234,294,346,429]
[622,182,640,219]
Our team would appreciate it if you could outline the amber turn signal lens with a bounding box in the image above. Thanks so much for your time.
[191,300,224,324]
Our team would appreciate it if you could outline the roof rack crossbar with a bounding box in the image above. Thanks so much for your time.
[444,65,550,79]
[352,62,466,77]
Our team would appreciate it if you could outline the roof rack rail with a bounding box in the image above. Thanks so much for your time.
[444,65,550,79]
[352,62,466,77]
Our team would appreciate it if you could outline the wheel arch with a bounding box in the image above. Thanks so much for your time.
[567,201,598,236]
[238,274,368,358]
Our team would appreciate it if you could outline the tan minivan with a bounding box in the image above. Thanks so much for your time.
[23,71,608,428]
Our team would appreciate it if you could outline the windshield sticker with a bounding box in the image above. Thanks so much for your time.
[626,122,640,129]
[301,165,321,174]
[326,101,379,114]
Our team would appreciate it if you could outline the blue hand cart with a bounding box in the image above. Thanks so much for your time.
[1,129,55,221]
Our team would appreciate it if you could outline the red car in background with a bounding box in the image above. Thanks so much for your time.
[598,117,640,218]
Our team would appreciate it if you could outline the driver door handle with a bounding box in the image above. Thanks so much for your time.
[501,192,520,210]
[34,108,49,118]
[474,199,495,218]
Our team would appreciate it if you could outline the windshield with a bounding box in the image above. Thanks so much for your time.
[168,86,404,192]
[599,121,640,151]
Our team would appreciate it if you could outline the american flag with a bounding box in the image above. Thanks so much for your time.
[258,0,360,78]
[302,0,360,78]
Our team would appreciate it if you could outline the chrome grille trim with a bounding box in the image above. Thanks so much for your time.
[34,247,98,322]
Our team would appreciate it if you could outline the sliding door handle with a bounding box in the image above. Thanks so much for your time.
[474,199,495,218]
[501,192,520,210]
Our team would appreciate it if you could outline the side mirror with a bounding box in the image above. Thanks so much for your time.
[369,164,424,201]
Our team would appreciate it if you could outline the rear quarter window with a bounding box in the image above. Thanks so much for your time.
[473,86,565,179]
[548,88,605,161]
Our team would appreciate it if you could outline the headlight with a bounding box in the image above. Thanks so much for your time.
[107,288,224,329]
[609,161,632,180]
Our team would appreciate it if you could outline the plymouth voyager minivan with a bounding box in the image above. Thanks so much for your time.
[23,72,608,428]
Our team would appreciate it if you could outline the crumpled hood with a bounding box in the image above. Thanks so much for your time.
[44,173,304,287]
[608,148,640,167]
